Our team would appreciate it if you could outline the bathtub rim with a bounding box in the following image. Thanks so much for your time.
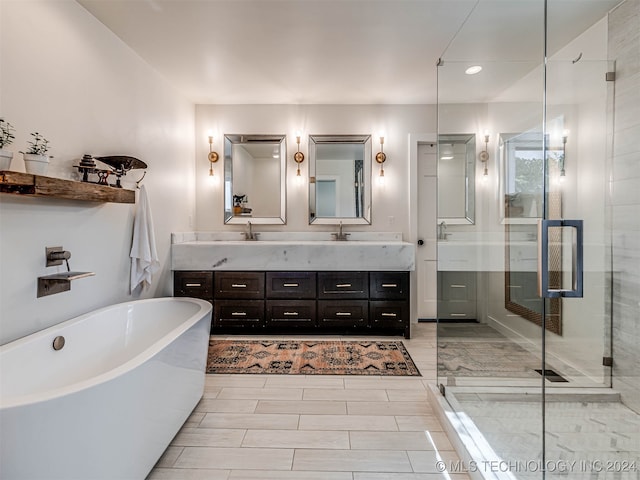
[0,296,212,409]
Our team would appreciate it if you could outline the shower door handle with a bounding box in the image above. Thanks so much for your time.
[537,219,583,298]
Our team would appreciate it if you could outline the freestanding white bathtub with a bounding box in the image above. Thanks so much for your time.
[0,297,212,480]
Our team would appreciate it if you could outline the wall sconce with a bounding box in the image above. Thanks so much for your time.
[208,135,219,178]
[375,135,386,185]
[479,131,489,178]
[293,131,305,182]
[560,129,568,181]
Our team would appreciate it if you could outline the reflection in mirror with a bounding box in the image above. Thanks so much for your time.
[437,134,475,224]
[224,134,286,224]
[501,129,564,333]
[500,131,563,223]
[308,135,372,225]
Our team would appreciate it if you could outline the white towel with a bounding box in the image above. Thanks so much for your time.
[130,184,160,293]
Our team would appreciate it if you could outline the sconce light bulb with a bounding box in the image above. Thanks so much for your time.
[209,166,214,177]
[483,166,488,176]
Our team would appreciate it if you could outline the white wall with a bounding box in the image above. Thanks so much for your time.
[0,1,195,345]
[195,104,436,237]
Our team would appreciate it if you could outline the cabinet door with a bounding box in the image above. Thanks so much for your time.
[214,300,265,328]
[317,300,369,327]
[173,271,213,301]
[369,272,409,300]
[317,272,369,299]
[266,272,316,299]
[266,300,316,327]
[215,272,265,299]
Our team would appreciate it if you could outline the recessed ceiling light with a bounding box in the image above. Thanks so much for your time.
[440,155,454,160]
[465,65,482,75]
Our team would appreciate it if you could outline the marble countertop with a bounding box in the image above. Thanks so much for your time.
[171,232,415,271]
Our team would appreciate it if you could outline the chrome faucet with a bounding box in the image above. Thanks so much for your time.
[332,221,350,241]
[438,221,448,240]
[244,221,258,241]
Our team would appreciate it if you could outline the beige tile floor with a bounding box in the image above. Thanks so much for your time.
[146,324,470,480]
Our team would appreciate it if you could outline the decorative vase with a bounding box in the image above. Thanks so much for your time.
[0,148,13,170]
[23,153,50,175]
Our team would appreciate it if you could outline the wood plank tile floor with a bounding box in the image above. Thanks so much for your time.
[146,323,470,480]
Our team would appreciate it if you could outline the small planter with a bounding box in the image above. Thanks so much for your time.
[0,148,13,170]
[23,153,50,175]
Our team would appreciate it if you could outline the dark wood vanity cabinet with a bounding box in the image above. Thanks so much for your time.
[174,270,410,337]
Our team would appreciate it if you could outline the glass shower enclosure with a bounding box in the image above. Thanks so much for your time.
[436,1,638,478]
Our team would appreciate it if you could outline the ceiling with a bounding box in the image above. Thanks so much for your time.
[77,0,620,105]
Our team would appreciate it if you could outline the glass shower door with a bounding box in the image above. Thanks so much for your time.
[435,1,616,478]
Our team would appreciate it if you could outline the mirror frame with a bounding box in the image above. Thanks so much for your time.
[437,133,476,225]
[223,134,287,225]
[308,134,372,225]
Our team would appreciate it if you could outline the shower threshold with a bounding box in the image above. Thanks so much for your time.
[428,385,638,480]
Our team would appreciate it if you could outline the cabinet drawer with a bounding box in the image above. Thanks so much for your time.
[317,300,368,327]
[266,300,316,327]
[215,272,264,299]
[438,303,476,320]
[266,272,316,299]
[370,301,408,330]
[214,300,265,327]
[173,271,213,300]
[369,272,409,300]
[317,272,368,299]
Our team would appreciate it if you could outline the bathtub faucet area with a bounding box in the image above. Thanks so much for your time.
[37,246,95,298]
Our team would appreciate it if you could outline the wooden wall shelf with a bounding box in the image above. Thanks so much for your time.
[0,170,135,204]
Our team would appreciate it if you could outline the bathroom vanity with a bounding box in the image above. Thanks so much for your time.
[172,232,415,338]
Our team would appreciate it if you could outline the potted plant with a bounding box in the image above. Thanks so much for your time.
[0,118,16,170]
[21,132,51,175]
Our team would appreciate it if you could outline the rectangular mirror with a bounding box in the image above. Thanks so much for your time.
[224,134,286,224]
[308,134,372,225]
[437,134,475,224]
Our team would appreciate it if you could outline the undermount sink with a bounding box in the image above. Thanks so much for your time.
[172,231,415,271]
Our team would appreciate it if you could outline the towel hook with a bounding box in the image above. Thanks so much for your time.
[135,171,147,189]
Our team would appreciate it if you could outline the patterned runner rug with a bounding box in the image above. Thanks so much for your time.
[207,339,421,376]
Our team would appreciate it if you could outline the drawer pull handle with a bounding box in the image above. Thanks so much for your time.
[283,312,299,316]
[231,284,247,288]
[185,283,202,287]
[450,285,467,288]
[450,313,467,317]
[381,312,397,317]
[335,283,352,288]
[382,283,398,288]
[336,312,351,316]
[231,312,247,316]
[283,283,299,287]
